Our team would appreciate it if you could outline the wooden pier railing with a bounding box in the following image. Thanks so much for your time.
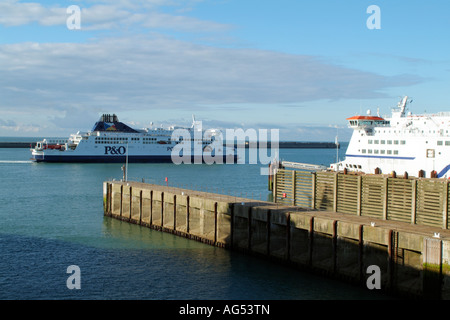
[273,169,450,229]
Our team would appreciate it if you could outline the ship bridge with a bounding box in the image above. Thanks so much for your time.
[346,115,390,128]
[346,114,390,136]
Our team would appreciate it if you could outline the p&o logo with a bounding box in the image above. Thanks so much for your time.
[104,146,126,155]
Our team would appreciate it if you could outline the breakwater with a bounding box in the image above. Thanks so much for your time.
[103,180,450,299]
[0,142,36,148]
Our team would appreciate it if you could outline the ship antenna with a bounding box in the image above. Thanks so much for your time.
[399,96,409,116]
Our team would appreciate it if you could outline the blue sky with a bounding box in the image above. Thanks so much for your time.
[0,0,449,141]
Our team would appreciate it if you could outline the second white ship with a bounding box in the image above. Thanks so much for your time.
[330,96,450,178]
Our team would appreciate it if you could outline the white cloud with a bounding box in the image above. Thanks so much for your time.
[0,1,424,137]
[0,0,230,32]
[0,35,421,118]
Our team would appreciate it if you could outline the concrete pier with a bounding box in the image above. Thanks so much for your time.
[103,180,450,299]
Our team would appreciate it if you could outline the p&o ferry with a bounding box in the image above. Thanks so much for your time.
[30,114,236,163]
[330,96,450,178]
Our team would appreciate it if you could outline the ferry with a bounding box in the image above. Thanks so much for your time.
[330,96,450,178]
[30,114,237,163]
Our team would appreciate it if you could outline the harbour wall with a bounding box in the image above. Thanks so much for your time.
[103,180,450,299]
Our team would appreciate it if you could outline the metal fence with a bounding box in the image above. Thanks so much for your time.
[273,169,450,229]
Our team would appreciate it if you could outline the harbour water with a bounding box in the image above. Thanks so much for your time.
[0,140,394,300]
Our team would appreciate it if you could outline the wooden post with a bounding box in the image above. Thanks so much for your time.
[443,181,448,229]
[411,180,417,225]
[109,183,112,214]
[139,190,143,224]
[173,195,177,231]
[129,186,132,220]
[311,172,316,210]
[161,192,164,228]
[186,196,190,234]
[357,176,362,216]
[273,169,278,203]
[120,185,123,218]
[214,202,218,245]
[383,177,388,220]
[333,173,338,212]
[149,190,153,226]
[292,170,296,206]
[105,183,109,214]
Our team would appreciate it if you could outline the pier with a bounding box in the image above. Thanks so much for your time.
[103,179,450,299]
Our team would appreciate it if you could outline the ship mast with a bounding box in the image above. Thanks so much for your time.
[397,96,412,117]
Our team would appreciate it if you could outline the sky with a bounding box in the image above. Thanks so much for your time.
[0,0,449,141]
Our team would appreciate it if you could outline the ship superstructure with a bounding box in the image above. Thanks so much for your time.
[330,97,450,178]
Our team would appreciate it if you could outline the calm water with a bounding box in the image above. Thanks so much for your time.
[0,141,392,300]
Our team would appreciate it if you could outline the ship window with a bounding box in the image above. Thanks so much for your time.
[358,165,362,169]
[381,140,385,144]
[374,140,379,144]
[381,150,385,154]
[394,150,399,155]
[368,149,373,154]
[400,140,405,145]
[446,141,450,146]
[438,141,443,146]
[387,150,392,155]
[394,140,399,145]
[362,149,366,154]
[368,140,373,144]
[374,150,379,154]
[387,140,392,144]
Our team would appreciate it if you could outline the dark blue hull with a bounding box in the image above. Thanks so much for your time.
[31,154,238,164]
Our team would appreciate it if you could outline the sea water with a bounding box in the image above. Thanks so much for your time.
[0,141,393,300]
